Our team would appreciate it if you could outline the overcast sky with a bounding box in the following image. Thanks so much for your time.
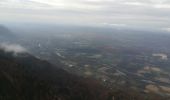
[0,0,170,31]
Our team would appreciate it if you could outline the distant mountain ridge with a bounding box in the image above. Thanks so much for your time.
[0,25,12,36]
[0,25,17,42]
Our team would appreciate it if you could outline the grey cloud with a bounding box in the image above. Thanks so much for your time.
[0,43,27,54]
[0,0,170,30]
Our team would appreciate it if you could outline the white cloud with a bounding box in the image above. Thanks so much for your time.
[124,2,147,6]
[0,0,104,10]
[0,43,27,54]
[150,0,167,4]
[153,4,170,9]
[162,28,170,32]
[102,23,127,27]
[124,1,170,9]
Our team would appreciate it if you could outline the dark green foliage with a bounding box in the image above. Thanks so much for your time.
[0,50,109,100]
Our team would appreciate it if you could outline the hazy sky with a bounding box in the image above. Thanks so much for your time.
[0,0,170,31]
